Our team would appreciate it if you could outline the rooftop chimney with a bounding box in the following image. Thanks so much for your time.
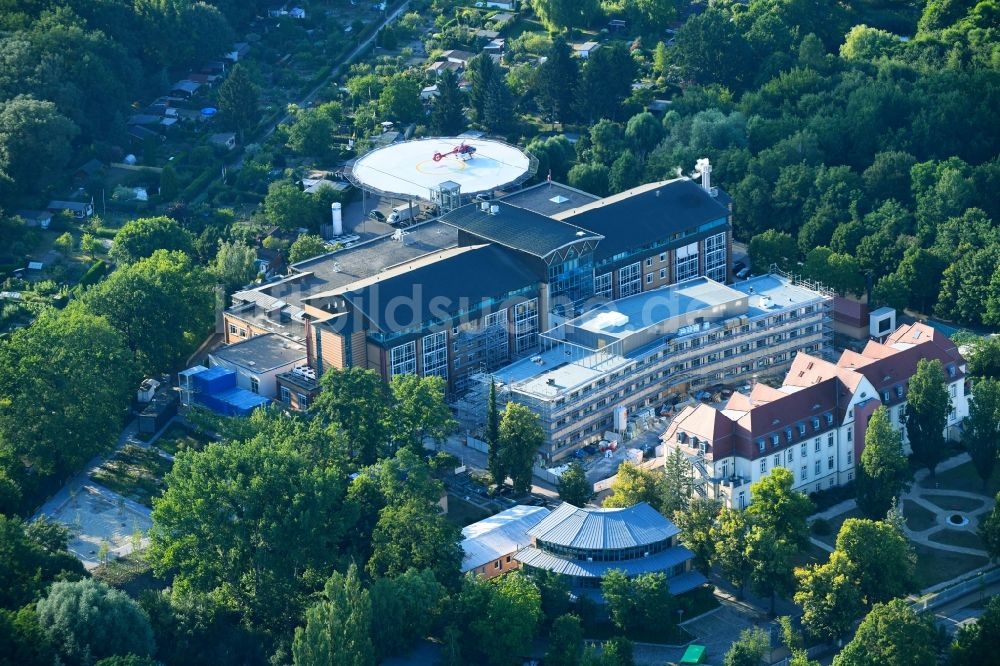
[694,158,712,193]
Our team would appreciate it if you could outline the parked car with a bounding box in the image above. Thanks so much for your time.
[736,266,751,280]
[368,210,386,223]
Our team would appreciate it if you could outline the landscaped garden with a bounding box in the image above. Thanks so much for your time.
[904,500,938,531]
[89,445,173,508]
[153,421,216,456]
[920,460,1000,496]
[913,543,989,588]
[923,493,987,512]
[811,507,864,549]
[928,529,984,551]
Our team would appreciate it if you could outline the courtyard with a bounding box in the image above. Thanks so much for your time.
[813,453,995,590]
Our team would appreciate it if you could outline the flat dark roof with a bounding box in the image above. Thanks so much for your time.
[440,201,602,260]
[556,179,730,261]
[499,181,600,217]
[342,244,538,334]
[211,333,306,371]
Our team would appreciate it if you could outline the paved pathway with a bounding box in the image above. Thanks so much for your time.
[33,416,180,568]
[899,453,991,556]
[812,452,992,558]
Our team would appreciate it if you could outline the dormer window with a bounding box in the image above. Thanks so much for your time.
[797,423,806,436]
[771,434,780,447]
[812,418,820,430]
[895,385,903,398]
[948,365,956,378]
[758,439,765,452]
[785,428,793,442]
[824,413,833,426]
[882,391,891,402]
[678,432,687,443]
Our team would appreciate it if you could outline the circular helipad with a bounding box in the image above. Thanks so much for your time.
[349,137,535,200]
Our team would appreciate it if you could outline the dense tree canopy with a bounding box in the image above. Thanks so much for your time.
[36,579,154,666]
[84,249,213,374]
[0,305,134,499]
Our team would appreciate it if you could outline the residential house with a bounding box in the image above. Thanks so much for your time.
[16,210,53,229]
[209,133,237,150]
[170,80,201,98]
[461,505,551,578]
[573,41,601,58]
[46,200,93,219]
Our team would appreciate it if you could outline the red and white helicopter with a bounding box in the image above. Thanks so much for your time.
[432,142,477,162]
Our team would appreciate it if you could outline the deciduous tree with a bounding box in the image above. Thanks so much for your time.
[856,407,910,518]
[85,250,213,374]
[906,358,952,477]
[0,95,77,195]
[794,551,864,642]
[315,368,393,464]
[499,402,544,494]
[558,462,593,506]
[292,564,373,666]
[0,305,134,484]
[674,497,721,575]
[213,239,257,292]
[835,518,916,605]
[390,374,456,454]
[36,579,154,665]
[289,234,328,264]
[833,599,936,666]
[148,418,350,630]
[546,613,584,666]
[965,378,1000,489]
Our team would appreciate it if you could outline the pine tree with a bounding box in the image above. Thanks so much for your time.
[430,69,465,136]
[534,36,578,124]
[486,379,504,486]
[217,64,258,142]
[482,74,512,135]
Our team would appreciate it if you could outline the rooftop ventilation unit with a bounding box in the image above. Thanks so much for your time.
[489,204,500,215]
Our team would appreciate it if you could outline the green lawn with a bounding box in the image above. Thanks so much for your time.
[812,507,864,548]
[90,444,173,508]
[923,493,987,513]
[913,542,989,589]
[792,541,832,569]
[928,529,985,551]
[904,500,938,531]
[154,421,215,455]
[445,494,490,527]
[920,461,1000,496]
[677,585,721,620]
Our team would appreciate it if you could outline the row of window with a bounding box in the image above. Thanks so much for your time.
[279,385,310,409]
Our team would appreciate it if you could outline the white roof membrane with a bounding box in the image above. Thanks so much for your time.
[350,137,533,199]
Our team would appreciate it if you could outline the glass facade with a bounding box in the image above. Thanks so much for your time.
[390,340,417,376]
[705,232,727,282]
[514,298,539,354]
[594,272,612,299]
[421,331,448,380]
[675,242,699,282]
[536,538,672,562]
[618,262,641,298]
[547,252,595,312]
